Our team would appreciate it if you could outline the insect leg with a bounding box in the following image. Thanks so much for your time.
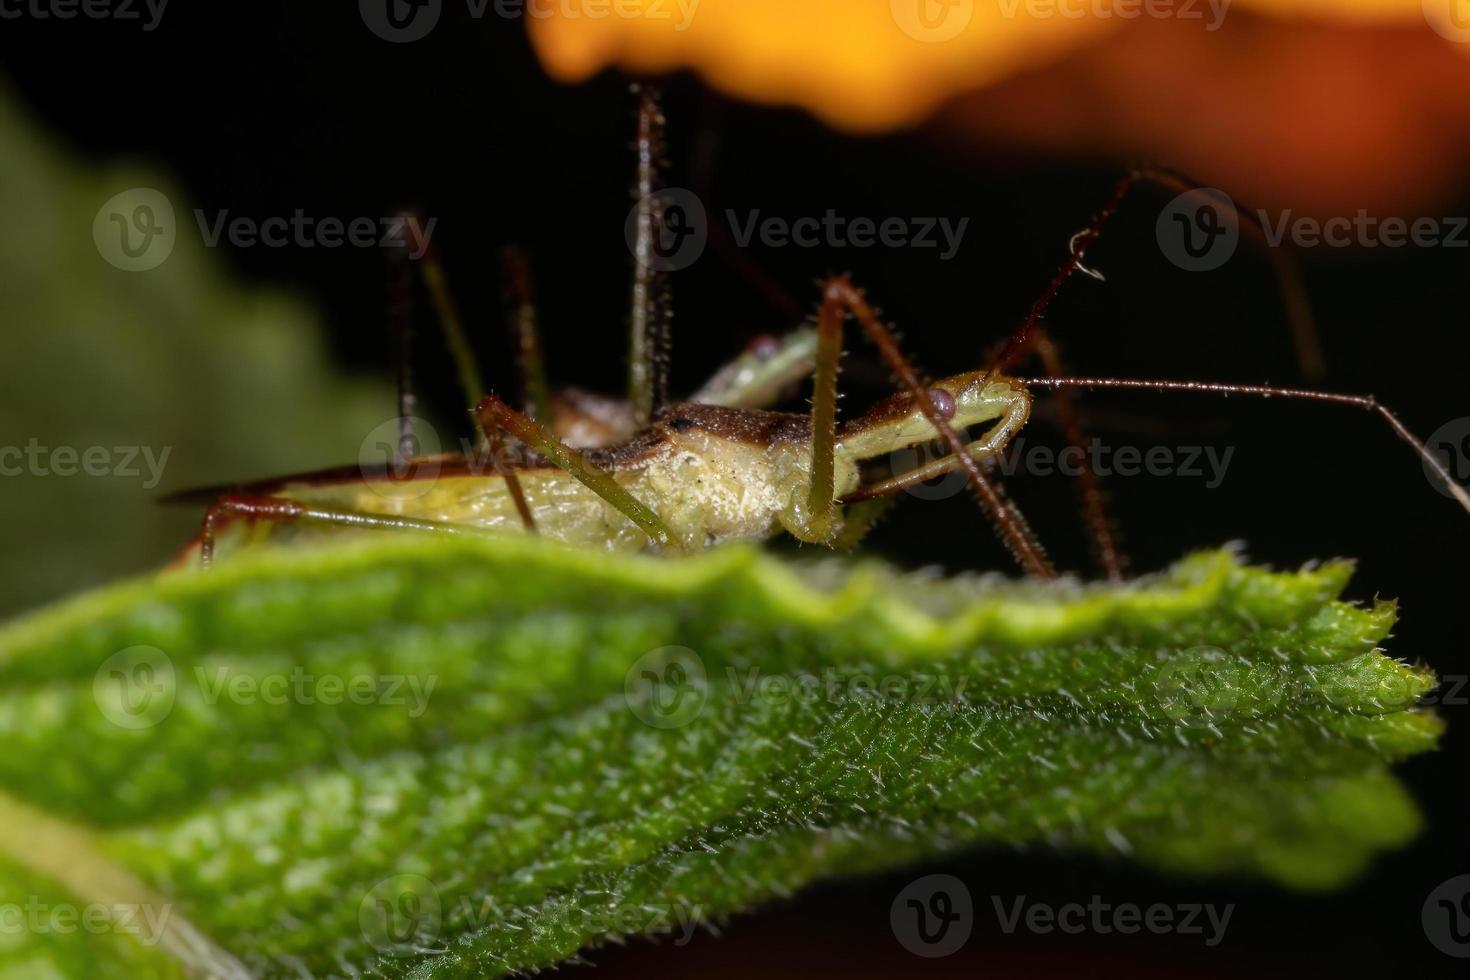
[197,495,486,567]
[499,246,554,424]
[475,395,679,552]
[386,231,417,466]
[628,82,673,428]
[690,327,818,409]
[402,212,487,412]
[808,276,1055,578]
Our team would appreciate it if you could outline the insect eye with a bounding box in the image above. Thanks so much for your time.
[926,388,956,421]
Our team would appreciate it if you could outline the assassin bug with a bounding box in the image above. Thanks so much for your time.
[175,87,1470,579]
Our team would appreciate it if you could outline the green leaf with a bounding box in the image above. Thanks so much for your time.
[0,536,1439,977]
[0,80,393,617]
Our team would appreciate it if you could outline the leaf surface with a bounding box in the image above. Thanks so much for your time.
[0,537,1439,977]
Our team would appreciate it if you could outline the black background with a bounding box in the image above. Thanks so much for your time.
[3,3,1469,977]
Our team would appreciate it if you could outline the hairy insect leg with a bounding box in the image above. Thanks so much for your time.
[196,495,483,567]
[1017,376,1470,519]
[807,276,1055,579]
[628,82,674,428]
[475,394,679,552]
[499,246,554,424]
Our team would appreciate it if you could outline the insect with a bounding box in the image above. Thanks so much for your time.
[175,87,1470,580]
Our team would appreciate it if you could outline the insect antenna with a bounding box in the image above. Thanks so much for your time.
[1018,376,1470,519]
[628,82,675,427]
[982,169,1327,580]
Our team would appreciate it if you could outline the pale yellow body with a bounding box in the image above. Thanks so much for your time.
[210,376,1029,557]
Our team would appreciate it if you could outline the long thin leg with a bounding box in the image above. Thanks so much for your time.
[386,233,417,466]
[198,495,484,567]
[475,395,678,551]
[499,246,553,423]
[628,82,673,427]
[1017,377,1470,518]
[808,277,1055,579]
[402,212,487,413]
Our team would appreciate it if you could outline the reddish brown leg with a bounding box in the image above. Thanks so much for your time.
[808,276,1055,579]
[499,246,553,424]
[628,82,674,428]
[197,495,480,567]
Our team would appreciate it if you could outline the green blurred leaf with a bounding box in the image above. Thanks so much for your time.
[0,537,1439,977]
[0,81,391,616]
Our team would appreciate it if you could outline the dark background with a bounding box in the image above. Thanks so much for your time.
[3,3,1468,976]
